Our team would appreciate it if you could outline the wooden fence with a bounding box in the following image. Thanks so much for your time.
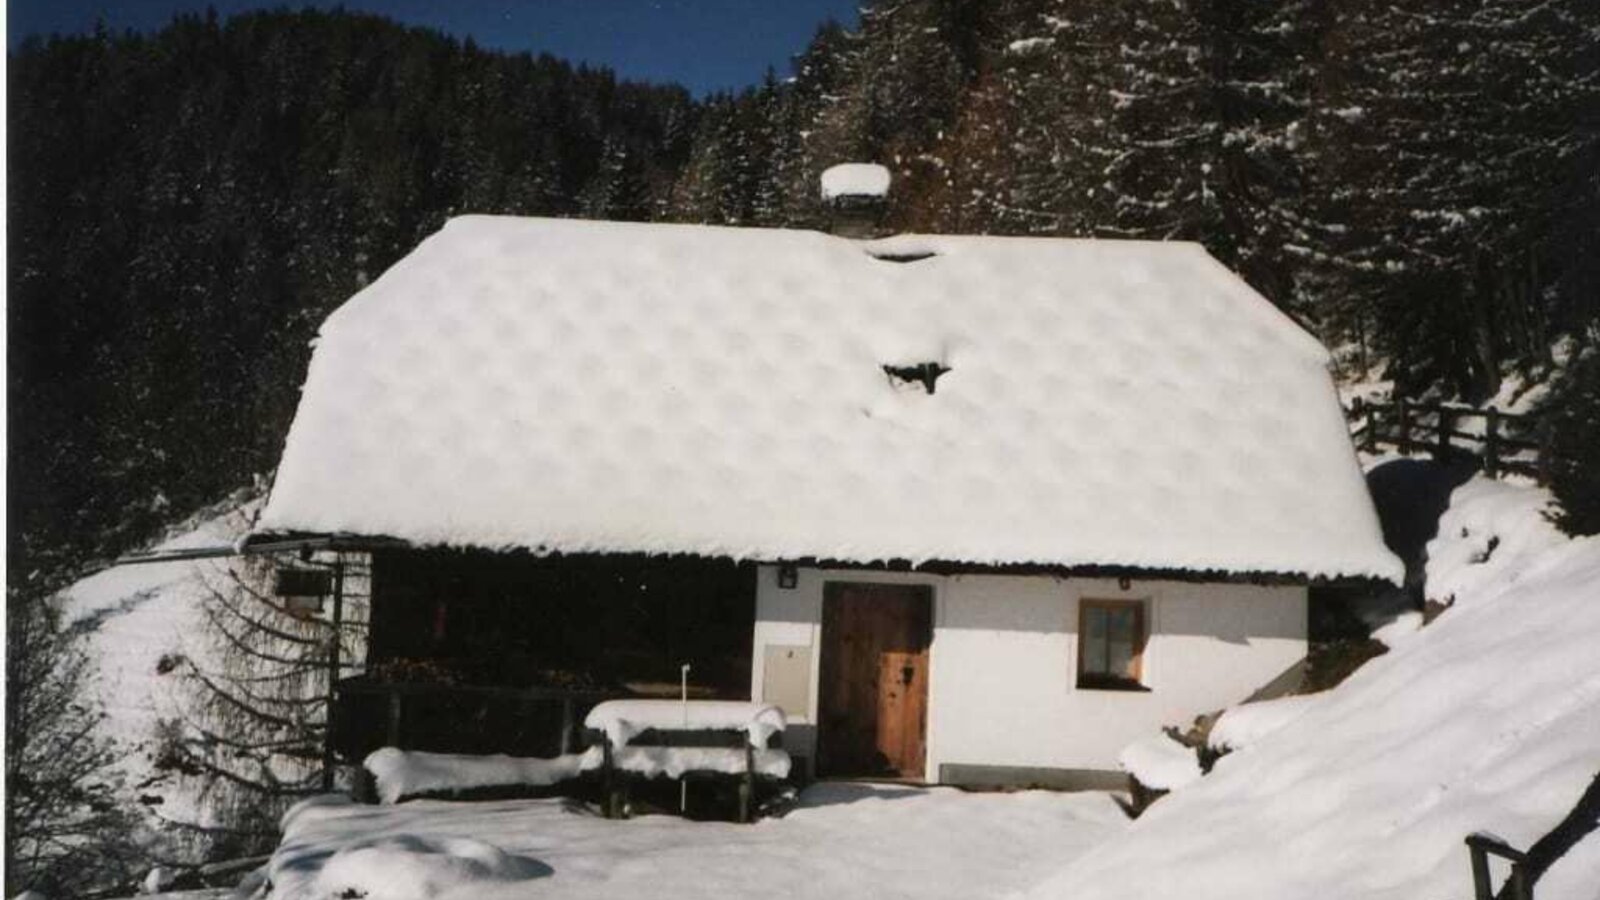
[1348,398,1549,481]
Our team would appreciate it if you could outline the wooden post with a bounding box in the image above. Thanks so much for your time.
[1485,409,1501,477]
[1466,833,1531,900]
[603,739,621,819]
[321,556,345,793]
[1507,862,1531,900]
[386,689,403,749]
[1436,406,1454,457]
[1397,398,1411,455]
[1365,403,1378,453]
[559,697,575,756]
[1469,840,1493,900]
[740,743,755,824]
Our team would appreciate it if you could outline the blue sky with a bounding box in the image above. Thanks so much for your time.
[8,1,862,95]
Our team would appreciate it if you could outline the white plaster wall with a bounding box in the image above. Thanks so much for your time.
[751,566,1306,779]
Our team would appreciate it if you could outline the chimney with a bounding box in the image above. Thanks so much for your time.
[820,163,890,239]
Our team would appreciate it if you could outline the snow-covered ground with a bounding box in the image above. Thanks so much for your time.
[256,784,1127,900]
[59,503,256,830]
[1027,475,1600,900]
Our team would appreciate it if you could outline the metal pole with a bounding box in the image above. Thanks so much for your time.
[680,663,691,814]
[321,556,345,793]
[559,697,575,756]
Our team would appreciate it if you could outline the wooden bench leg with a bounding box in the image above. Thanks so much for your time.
[602,739,618,820]
[608,778,629,820]
[740,744,754,824]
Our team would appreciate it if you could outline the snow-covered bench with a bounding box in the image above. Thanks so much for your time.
[582,700,791,822]
[363,747,592,804]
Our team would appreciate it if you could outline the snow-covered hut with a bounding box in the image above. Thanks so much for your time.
[254,212,1401,786]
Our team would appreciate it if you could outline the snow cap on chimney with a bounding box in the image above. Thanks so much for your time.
[820,163,891,202]
[820,163,891,239]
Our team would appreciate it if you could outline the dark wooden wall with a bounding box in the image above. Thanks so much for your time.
[367,548,755,695]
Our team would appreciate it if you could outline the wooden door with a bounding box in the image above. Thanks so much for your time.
[817,582,932,779]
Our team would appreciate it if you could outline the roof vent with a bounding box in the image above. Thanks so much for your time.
[883,362,950,395]
[866,250,937,264]
[821,163,891,239]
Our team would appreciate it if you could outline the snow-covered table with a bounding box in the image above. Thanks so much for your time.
[583,700,791,821]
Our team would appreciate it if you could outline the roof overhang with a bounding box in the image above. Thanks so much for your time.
[112,532,406,567]
[210,531,1388,589]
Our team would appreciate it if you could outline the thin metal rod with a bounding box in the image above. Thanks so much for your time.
[321,556,345,792]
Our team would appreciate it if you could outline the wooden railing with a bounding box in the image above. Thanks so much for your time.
[1466,833,1532,900]
[1348,398,1549,481]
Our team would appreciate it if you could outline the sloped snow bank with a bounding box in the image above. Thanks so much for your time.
[1027,477,1600,900]
[313,835,550,900]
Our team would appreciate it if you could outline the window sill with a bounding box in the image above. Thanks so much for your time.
[1075,678,1151,693]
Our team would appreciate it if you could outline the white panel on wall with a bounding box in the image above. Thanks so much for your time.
[762,645,813,719]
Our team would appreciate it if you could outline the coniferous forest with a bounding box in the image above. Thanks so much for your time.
[9,1,1600,592]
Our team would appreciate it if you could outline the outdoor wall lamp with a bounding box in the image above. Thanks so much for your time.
[777,564,799,590]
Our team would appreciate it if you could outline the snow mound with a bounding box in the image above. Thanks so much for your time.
[1206,694,1318,753]
[584,700,785,748]
[258,215,1399,582]
[1118,734,1201,791]
[364,748,591,805]
[1424,477,1566,606]
[819,162,891,199]
[312,834,548,900]
[1027,478,1600,900]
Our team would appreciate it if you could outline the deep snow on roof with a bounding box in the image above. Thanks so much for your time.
[258,216,1401,582]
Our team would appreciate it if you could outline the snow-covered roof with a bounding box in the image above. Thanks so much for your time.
[820,163,891,201]
[257,215,1401,582]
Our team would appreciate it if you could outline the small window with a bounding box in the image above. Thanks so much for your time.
[1077,599,1149,691]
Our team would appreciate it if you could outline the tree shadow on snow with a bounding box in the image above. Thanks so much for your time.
[1365,456,1479,597]
[1318,457,1480,638]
